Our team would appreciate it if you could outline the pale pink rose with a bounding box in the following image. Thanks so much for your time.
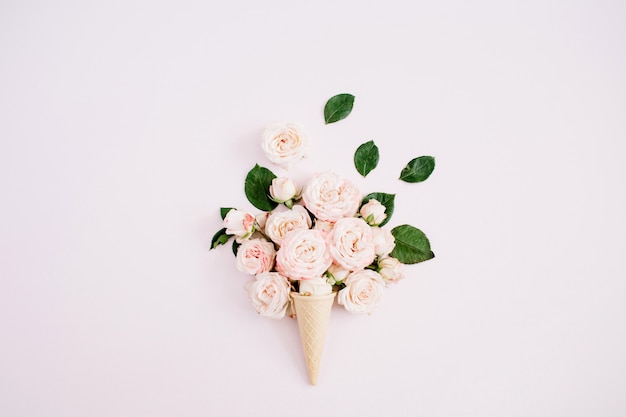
[265,205,312,245]
[245,272,291,319]
[236,238,276,275]
[262,122,308,168]
[326,217,376,271]
[337,269,386,314]
[313,219,334,238]
[359,199,387,226]
[378,257,405,284]
[276,229,332,280]
[371,226,395,257]
[270,177,300,203]
[326,263,350,284]
[255,212,269,231]
[301,171,361,222]
[298,277,332,295]
[224,209,255,239]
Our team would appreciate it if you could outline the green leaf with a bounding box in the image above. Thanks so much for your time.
[354,140,379,177]
[232,239,241,257]
[361,192,395,227]
[220,207,235,220]
[399,156,435,183]
[210,228,232,250]
[244,164,278,211]
[389,224,435,264]
[324,93,355,124]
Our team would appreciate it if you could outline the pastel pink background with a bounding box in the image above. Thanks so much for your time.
[1,1,625,416]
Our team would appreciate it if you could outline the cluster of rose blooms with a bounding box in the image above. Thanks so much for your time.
[220,122,405,319]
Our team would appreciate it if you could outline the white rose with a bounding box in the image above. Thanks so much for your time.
[276,229,332,280]
[224,209,256,239]
[326,263,350,284]
[245,272,291,319]
[301,171,361,222]
[261,122,308,168]
[359,199,387,226]
[326,217,376,271]
[337,269,386,314]
[236,238,276,275]
[299,276,332,295]
[371,226,395,257]
[270,177,300,204]
[378,256,405,284]
[265,205,312,245]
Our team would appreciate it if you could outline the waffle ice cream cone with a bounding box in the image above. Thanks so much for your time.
[291,292,336,385]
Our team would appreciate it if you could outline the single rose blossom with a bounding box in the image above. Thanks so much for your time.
[337,269,386,314]
[326,217,376,271]
[276,229,332,280]
[371,226,395,257]
[236,238,276,275]
[255,212,270,231]
[261,122,308,168]
[298,276,332,295]
[378,256,405,284]
[326,263,350,284]
[270,177,300,204]
[245,272,291,319]
[301,171,361,222]
[224,209,255,240]
[360,199,387,226]
[265,205,312,245]
[313,219,334,238]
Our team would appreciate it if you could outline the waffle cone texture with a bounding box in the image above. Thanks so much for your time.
[291,292,336,385]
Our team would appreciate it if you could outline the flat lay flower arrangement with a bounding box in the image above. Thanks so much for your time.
[210,93,435,384]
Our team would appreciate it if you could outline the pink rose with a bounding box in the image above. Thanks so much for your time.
[359,199,387,226]
[224,209,255,240]
[326,217,376,271]
[301,171,361,222]
[326,263,350,284]
[378,256,405,284]
[262,122,308,168]
[313,219,334,238]
[245,272,291,319]
[337,269,386,314]
[371,226,395,257]
[270,177,300,204]
[265,205,312,245]
[298,277,332,295]
[276,229,332,280]
[236,238,276,275]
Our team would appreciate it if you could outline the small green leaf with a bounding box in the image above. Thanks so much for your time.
[390,224,434,264]
[361,192,395,227]
[324,93,355,124]
[354,140,379,177]
[399,156,435,183]
[210,228,232,250]
[220,207,235,220]
[244,164,278,211]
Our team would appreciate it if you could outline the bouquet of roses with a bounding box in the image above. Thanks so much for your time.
[210,94,435,384]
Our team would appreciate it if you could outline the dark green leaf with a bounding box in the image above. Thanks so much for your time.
[390,224,435,264]
[399,156,435,183]
[210,227,232,250]
[232,240,241,257]
[354,140,379,177]
[361,192,395,227]
[220,207,235,220]
[244,164,278,211]
[324,93,355,124]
